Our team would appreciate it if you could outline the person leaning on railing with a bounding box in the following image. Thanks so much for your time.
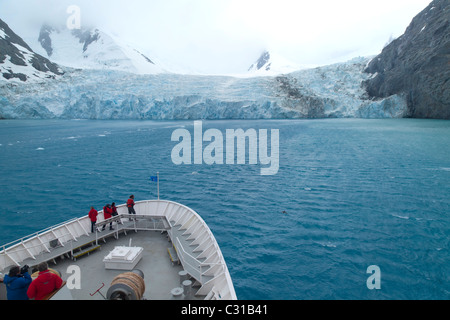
[89,206,98,233]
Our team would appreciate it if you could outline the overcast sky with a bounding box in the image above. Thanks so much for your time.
[0,0,432,74]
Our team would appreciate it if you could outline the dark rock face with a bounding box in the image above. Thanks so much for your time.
[0,19,34,65]
[364,0,450,119]
[274,75,326,118]
[39,25,103,55]
[138,51,155,65]
[249,51,271,71]
[1,19,64,81]
[38,24,54,56]
[71,28,101,52]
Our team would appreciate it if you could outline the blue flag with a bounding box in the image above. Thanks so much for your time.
[150,176,158,182]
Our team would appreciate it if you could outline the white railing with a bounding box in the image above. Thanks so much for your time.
[0,217,91,271]
[175,237,225,283]
[0,203,131,269]
[1,217,86,253]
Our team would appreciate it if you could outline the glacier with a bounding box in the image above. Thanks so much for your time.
[0,56,407,120]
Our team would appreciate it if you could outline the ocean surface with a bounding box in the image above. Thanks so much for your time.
[0,119,449,300]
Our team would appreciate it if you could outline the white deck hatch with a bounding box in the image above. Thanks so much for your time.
[103,246,143,270]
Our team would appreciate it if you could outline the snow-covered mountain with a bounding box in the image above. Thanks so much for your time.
[32,24,166,75]
[247,51,309,75]
[0,19,407,120]
[0,19,64,82]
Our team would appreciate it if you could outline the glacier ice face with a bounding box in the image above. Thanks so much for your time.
[0,57,407,120]
[275,57,408,118]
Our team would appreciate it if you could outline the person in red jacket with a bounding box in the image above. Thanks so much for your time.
[102,204,114,231]
[27,262,63,300]
[127,195,136,220]
[111,202,118,217]
[88,206,98,233]
[111,202,122,225]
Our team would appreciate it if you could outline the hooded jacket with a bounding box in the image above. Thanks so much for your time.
[27,270,63,300]
[103,206,113,219]
[3,272,32,300]
[88,208,98,222]
[127,198,135,208]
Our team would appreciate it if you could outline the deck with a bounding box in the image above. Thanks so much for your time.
[51,228,195,300]
[0,200,237,300]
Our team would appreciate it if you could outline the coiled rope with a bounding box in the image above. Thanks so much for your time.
[108,272,145,300]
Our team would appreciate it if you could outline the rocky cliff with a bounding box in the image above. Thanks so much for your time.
[364,0,450,119]
[0,19,64,82]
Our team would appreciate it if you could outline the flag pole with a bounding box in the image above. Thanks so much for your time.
[157,171,160,200]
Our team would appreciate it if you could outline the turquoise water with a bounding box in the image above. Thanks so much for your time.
[0,119,449,299]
